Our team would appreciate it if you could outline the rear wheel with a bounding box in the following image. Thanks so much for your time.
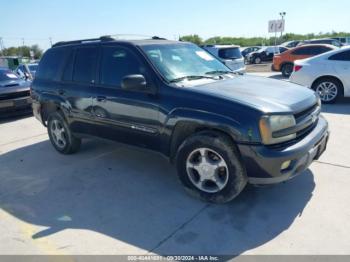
[176,132,247,203]
[47,112,81,154]
[282,63,293,77]
[312,77,343,104]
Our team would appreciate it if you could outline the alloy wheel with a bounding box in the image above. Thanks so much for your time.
[50,119,67,149]
[186,148,229,193]
[316,82,338,102]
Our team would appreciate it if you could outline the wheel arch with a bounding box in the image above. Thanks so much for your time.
[169,121,241,163]
[40,95,69,126]
[311,75,344,95]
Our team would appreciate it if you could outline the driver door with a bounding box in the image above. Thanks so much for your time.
[91,45,161,150]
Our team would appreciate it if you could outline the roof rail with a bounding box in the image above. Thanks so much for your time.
[52,35,167,48]
[52,36,114,47]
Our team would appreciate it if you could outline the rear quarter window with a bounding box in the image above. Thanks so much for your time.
[329,50,350,61]
[36,47,68,81]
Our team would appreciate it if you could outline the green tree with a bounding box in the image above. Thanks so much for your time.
[179,34,203,45]
[2,45,43,59]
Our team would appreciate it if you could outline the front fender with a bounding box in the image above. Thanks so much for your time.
[161,107,260,158]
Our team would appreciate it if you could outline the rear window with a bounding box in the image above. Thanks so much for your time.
[218,48,242,59]
[36,47,67,80]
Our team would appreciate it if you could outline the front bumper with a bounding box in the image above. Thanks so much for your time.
[271,64,280,72]
[238,115,329,185]
[0,96,32,117]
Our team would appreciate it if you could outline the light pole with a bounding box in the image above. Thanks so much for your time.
[279,12,286,42]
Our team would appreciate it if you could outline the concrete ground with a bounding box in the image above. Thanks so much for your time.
[0,89,349,256]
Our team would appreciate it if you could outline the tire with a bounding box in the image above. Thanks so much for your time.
[254,57,261,64]
[176,131,248,204]
[312,77,343,104]
[47,111,81,154]
[281,63,293,77]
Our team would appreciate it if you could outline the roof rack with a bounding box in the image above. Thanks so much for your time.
[52,35,167,47]
[52,36,114,47]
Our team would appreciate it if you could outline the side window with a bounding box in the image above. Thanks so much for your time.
[72,47,98,84]
[329,50,350,61]
[36,47,67,80]
[292,47,309,55]
[100,46,144,87]
[309,47,324,55]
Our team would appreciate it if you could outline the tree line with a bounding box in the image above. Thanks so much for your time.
[179,32,350,46]
[0,45,43,59]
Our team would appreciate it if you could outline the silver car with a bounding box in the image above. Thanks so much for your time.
[202,45,246,73]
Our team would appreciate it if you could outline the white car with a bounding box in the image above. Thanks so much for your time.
[202,45,246,73]
[290,46,350,103]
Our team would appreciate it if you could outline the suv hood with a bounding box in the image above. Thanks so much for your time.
[187,75,317,113]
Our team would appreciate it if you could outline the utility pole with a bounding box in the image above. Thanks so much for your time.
[279,12,286,43]
[49,37,53,47]
[20,37,25,57]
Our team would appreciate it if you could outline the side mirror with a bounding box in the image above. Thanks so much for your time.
[24,72,31,80]
[121,74,146,90]
[121,74,155,94]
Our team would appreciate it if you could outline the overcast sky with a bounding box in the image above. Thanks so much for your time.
[1,0,349,50]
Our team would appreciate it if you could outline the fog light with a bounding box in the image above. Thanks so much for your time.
[281,160,291,171]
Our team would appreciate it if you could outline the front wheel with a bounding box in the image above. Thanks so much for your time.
[47,112,81,154]
[176,132,247,203]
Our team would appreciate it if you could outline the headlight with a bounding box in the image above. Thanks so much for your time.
[259,115,296,145]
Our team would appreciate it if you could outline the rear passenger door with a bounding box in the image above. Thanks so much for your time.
[59,46,98,134]
[92,45,161,150]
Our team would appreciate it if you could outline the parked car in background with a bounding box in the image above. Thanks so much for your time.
[281,40,302,48]
[332,37,350,46]
[0,67,32,116]
[298,38,343,48]
[240,46,261,58]
[290,46,350,103]
[272,44,336,77]
[202,45,245,73]
[31,36,328,203]
[246,46,289,64]
[15,63,39,80]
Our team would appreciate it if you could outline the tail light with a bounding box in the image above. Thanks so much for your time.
[294,65,303,72]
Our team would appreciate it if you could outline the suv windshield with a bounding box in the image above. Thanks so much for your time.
[218,48,242,59]
[0,70,19,81]
[140,43,230,82]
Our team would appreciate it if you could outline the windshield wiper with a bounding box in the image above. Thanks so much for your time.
[169,75,216,83]
[205,70,234,75]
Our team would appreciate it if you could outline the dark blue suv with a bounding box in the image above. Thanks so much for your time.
[31,36,329,203]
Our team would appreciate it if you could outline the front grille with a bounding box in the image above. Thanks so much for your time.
[294,103,320,139]
[0,90,30,101]
[294,103,318,122]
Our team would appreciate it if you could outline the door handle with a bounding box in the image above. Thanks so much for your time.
[96,96,107,102]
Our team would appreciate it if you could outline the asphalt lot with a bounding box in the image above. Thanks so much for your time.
[0,74,349,256]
